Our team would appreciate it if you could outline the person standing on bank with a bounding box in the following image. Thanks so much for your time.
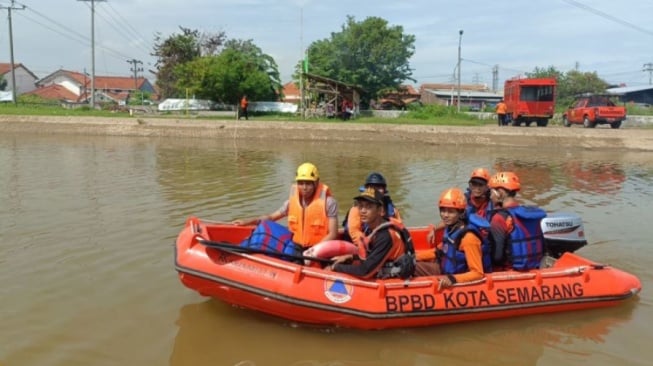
[239,95,249,120]
[495,99,507,126]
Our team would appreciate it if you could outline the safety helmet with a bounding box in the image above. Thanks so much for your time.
[295,162,319,182]
[364,172,387,187]
[469,168,491,183]
[438,188,466,210]
[489,171,521,192]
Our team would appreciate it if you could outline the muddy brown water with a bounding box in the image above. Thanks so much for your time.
[1,131,652,366]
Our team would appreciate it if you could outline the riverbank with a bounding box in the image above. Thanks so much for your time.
[1,114,653,151]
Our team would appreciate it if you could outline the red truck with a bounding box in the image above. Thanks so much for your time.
[562,94,626,129]
[504,77,557,127]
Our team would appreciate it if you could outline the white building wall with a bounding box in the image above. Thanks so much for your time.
[4,67,37,95]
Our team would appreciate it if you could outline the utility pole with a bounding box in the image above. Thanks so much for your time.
[299,6,304,120]
[127,59,143,89]
[457,29,463,113]
[1,0,25,105]
[78,0,106,108]
[643,63,653,85]
[492,65,499,93]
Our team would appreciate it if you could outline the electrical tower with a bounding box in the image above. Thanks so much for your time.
[1,0,25,105]
[644,63,653,85]
[78,0,106,107]
[127,59,143,90]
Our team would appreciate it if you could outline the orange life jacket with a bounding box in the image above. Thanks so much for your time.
[358,217,406,261]
[287,182,330,247]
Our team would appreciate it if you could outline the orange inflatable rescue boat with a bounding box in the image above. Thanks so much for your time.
[174,215,641,330]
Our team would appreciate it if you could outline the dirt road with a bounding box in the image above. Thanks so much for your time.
[1,115,652,151]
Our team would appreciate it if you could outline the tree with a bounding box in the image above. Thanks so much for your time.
[152,27,226,98]
[302,16,415,101]
[526,66,609,107]
[174,39,281,104]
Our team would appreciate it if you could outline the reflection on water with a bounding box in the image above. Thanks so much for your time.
[1,133,652,366]
[171,300,638,366]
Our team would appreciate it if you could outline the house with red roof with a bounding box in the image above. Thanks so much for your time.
[281,81,300,104]
[0,63,38,95]
[30,69,155,104]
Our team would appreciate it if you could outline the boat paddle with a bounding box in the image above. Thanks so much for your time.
[195,237,334,265]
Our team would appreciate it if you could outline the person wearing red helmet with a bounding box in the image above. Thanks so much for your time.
[488,171,546,270]
[415,188,491,288]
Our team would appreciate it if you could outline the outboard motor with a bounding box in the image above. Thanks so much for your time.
[541,212,588,258]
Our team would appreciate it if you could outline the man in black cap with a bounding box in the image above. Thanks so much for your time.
[327,187,409,279]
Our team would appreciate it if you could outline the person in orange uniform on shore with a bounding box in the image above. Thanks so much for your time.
[232,162,338,248]
[238,95,249,120]
[415,188,489,289]
[327,187,411,279]
[496,99,507,126]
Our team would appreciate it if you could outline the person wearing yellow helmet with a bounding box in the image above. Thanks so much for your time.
[415,188,491,287]
[232,162,339,248]
[488,171,546,270]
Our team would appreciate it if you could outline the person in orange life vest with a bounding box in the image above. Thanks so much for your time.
[232,162,338,248]
[238,95,249,120]
[342,172,401,248]
[414,188,487,289]
[496,99,507,126]
[327,188,407,280]
[426,168,492,245]
[487,171,545,270]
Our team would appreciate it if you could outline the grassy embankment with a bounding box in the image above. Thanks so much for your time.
[0,102,493,127]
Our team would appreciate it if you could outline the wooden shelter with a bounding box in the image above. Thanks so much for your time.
[301,73,364,118]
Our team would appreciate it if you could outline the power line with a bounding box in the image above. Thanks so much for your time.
[644,63,653,85]
[561,0,653,37]
[17,2,136,68]
[103,2,150,48]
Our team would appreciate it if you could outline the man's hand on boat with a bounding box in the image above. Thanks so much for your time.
[326,254,355,270]
[438,275,456,290]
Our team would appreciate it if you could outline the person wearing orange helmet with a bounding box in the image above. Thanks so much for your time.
[415,188,491,288]
[465,167,494,218]
[232,162,339,248]
[426,168,493,245]
[488,171,546,270]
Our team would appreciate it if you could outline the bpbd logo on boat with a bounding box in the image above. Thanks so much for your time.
[324,279,354,304]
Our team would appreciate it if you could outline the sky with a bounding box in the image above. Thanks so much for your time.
[1,0,652,89]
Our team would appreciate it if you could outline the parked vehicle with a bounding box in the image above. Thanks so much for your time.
[562,94,627,129]
[504,77,557,127]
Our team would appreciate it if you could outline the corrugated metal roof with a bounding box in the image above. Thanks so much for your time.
[424,89,503,98]
[607,85,653,94]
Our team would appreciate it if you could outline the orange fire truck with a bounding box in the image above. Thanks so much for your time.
[504,77,557,127]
